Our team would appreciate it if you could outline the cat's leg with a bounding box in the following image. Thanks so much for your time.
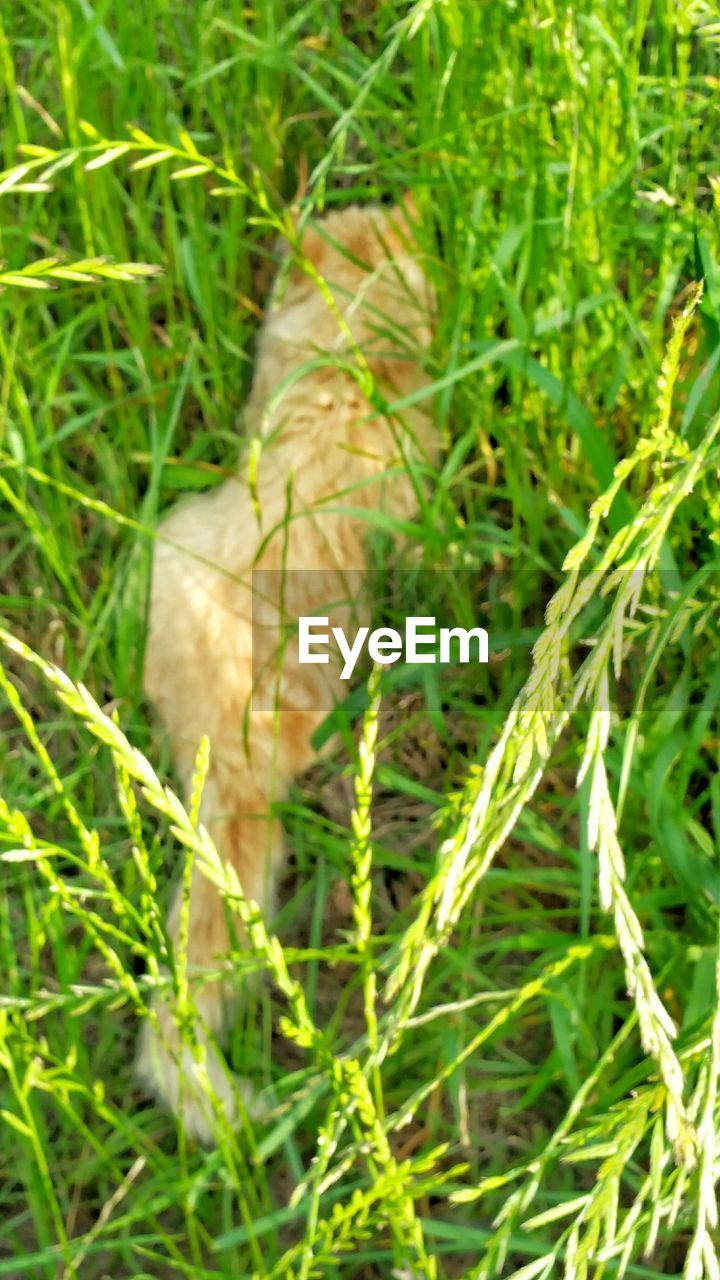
[135,773,284,1144]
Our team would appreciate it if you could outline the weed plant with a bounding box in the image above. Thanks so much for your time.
[1,3,720,1277]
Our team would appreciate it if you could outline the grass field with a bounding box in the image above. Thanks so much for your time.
[2,2,720,1277]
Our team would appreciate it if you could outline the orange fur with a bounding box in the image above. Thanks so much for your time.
[136,200,436,1142]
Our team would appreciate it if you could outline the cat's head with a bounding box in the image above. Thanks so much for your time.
[265,197,435,386]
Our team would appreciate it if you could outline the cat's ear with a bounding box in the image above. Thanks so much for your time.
[277,204,329,278]
[280,171,330,271]
[298,226,329,271]
[389,189,419,226]
[399,189,418,220]
[386,190,421,247]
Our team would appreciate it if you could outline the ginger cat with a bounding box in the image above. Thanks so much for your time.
[136,198,436,1143]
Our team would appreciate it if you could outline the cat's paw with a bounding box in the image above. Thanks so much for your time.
[135,1006,259,1146]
